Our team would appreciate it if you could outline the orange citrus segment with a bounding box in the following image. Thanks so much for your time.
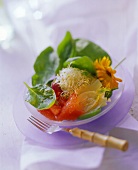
[57,94,84,121]
[38,109,56,120]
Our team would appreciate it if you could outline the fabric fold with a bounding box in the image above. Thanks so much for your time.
[20,114,138,170]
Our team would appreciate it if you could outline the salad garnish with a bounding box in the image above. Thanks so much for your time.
[94,57,122,89]
[24,31,122,121]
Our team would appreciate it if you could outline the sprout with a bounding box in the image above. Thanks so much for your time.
[55,67,95,97]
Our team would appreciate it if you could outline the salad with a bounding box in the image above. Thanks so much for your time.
[24,31,122,121]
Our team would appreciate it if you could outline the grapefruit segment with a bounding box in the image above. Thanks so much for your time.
[57,94,84,121]
[38,109,56,120]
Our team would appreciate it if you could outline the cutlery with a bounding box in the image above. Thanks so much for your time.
[28,115,128,151]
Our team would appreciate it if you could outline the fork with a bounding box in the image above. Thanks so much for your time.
[28,115,128,151]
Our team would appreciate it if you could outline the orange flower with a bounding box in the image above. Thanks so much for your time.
[94,57,122,89]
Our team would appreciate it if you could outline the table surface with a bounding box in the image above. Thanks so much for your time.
[0,1,138,170]
[0,36,137,170]
[0,37,34,170]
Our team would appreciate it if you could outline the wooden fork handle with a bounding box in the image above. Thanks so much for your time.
[69,128,128,151]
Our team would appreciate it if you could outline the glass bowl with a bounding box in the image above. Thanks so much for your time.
[24,59,125,127]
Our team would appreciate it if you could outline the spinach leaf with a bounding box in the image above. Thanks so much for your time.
[56,31,76,73]
[24,82,56,110]
[32,47,58,86]
[75,39,111,63]
[63,56,96,74]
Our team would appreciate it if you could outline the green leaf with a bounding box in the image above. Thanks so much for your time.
[56,31,75,73]
[32,47,58,86]
[75,39,111,63]
[105,90,113,98]
[24,82,56,110]
[78,108,101,120]
[63,56,96,74]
